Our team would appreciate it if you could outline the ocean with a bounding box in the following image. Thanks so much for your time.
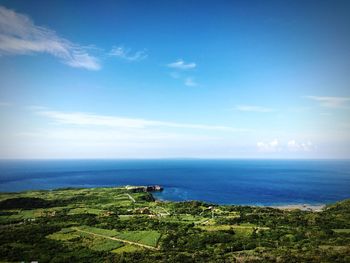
[0,159,349,206]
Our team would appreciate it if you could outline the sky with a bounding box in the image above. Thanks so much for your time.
[0,0,349,159]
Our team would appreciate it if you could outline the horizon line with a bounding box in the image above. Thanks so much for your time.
[0,157,349,161]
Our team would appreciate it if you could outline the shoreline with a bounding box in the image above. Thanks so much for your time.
[268,204,325,212]
[153,194,326,211]
[0,185,328,212]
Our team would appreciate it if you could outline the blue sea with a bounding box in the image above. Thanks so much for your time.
[0,159,349,206]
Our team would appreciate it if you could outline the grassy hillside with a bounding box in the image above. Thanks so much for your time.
[0,186,349,262]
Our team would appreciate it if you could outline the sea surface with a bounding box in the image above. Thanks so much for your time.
[0,159,349,206]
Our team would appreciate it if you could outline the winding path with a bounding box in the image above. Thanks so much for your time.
[125,193,136,203]
[72,227,159,250]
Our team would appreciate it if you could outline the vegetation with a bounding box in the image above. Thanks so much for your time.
[0,186,349,262]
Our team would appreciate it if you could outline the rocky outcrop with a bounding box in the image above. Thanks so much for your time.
[126,185,163,193]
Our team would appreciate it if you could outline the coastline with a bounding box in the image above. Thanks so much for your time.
[153,192,326,211]
[268,204,325,212]
[0,185,329,212]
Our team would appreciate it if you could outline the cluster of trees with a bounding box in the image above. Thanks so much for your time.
[169,201,211,215]
[0,197,63,209]
[0,195,96,210]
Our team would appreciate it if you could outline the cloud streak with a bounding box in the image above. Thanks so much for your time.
[235,105,275,113]
[35,109,247,132]
[0,5,100,70]
[167,59,196,70]
[109,46,147,61]
[305,96,350,109]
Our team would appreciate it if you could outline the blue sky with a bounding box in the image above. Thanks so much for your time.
[0,0,349,159]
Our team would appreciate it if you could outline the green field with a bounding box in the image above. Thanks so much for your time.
[112,244,144,254]
[332,229,350,233]
[47,228,81,241]
[115,231,161,247]
[88,238,123,252]
[77,226,119,237]
[197,224,270,237]
[68,207,106,215]
[74,225,161,247]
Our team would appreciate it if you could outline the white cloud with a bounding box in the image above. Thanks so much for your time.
[35,109,248,132]
[167,59,196,70]
[167,59,198,86]
[305,96,350,109]
[270,139,279,147]
[0,5,100,70]
[287,140,313,152]
[236,105,274,113]
[287,140,298,150]
[184,77,198,87]
[257,139,314,153]
[109,46,147,61]
[257,139,280,152]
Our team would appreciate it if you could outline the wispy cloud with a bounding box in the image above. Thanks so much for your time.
[0,5,100,70]
[235,105,275,113]
[184,77,198,87]
[35,109,247,132]
[167,59,196,70]
[257,139,280,152]
[305,96,350,109]
[109,46,147,61]
[167,59,198,86]
[16,129,217,143]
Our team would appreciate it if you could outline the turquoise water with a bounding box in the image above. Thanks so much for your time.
[0,159,349,205]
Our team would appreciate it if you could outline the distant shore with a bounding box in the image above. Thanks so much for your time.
[0,185,329,212]
[153,193,326,211]
[269,204,325,212]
